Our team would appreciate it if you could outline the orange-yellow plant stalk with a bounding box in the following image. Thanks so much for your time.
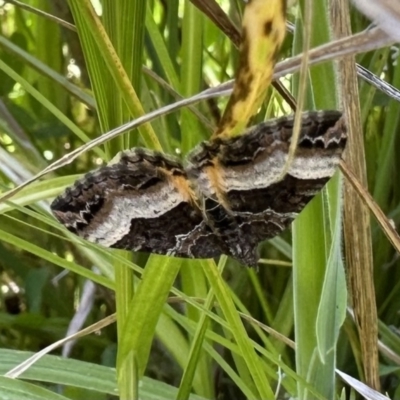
[214,0,287,138]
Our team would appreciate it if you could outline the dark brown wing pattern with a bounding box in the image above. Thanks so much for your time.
[51,148,226,259]
[185,111,347,266]
[51,111,347,267]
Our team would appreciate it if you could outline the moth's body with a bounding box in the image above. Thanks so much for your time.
[51,111,346,267]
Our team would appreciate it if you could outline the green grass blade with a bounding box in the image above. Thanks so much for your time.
[316,174,347,363]
[0,34,95,108]
[180,1,206,154]
[176,258,229,399]
[0,227,113,289]
[201,260,275,399]
[0,376,70,400]
[0,58,104,158]
[117,256,181,376]
[0,349,208,400]
[292,1,345,398]
[67,0,160,151]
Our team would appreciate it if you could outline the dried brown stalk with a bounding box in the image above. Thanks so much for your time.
[331,0,380,390]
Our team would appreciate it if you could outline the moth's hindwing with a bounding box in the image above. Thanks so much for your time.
[51,148,225,259]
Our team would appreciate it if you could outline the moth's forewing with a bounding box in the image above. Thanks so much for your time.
[51,149,225,259]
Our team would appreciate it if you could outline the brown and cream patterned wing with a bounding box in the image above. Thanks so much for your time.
[219,111,347,221]
[51,148,225,259]
[186,111,347,265]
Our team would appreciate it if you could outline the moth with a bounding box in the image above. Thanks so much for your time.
[51,111,346,267]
